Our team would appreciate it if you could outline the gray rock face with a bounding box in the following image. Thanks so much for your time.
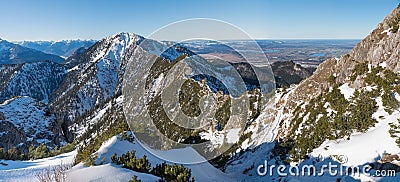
[0,120,26,152]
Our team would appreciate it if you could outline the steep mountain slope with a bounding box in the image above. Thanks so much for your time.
[231,5,400,177]
[276,4,400,159]
[0,61,67,103]
[49,33,142,128]
[16,40,96,58]
[49,32,194,134]
[0,39,64,64]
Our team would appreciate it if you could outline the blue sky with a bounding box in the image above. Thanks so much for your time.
[0,0,398,41]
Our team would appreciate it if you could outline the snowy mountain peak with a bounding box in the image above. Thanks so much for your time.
[50,32,146,125]
[105,32,143,46]
[117,32,143,41]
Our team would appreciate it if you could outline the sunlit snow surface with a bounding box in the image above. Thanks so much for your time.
[0,151,76,182]
[311,97,400,181]
[338,83,355,100]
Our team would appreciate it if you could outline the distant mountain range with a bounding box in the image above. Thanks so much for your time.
[15,39,96,58]
[0,38,64,64]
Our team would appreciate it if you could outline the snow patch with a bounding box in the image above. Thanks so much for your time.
[226,128,241,143]
[338,83,355,100]
[379,61,387,68]
[199,129,224,147]
[394,92,400,102]
[381,28,393,35]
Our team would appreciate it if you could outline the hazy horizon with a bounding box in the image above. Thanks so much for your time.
[4,35,363,42]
